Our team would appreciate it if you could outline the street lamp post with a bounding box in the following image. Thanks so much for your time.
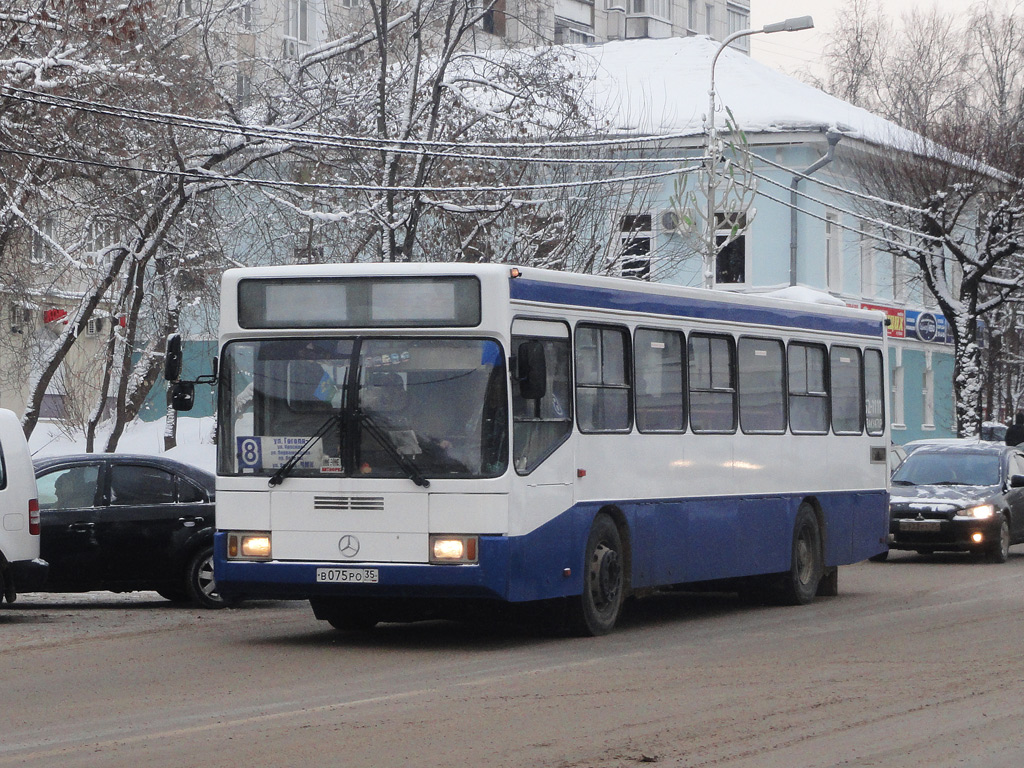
[703,15,814,289]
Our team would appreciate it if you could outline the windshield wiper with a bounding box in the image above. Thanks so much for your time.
[357,409,430,488]
[891,479,916,486]
[268,412,343,487]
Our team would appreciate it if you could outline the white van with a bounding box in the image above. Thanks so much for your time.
[0,408,46,603]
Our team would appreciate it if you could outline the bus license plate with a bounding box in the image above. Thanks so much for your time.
[316,568,379,584]
[899,520,941,532]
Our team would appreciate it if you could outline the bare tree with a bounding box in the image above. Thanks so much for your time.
[822,0,1024,435]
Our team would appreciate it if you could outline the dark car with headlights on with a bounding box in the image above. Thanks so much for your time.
[32,454,230,607]
[882,442,1024,562]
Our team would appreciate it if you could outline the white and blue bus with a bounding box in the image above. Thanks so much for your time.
[195,263,889,635]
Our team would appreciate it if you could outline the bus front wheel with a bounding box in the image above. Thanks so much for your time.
[780,504,824,605]
[568,514,626,636]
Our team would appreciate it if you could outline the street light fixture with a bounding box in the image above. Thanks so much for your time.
[703,15,814,289]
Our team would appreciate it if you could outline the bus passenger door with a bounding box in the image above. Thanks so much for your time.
[510,321,576,553]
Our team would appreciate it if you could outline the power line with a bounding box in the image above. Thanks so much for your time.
[2,86,705,160]
[0,145,703,195]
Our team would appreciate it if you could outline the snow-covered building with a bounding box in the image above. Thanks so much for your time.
[563,36,957,442]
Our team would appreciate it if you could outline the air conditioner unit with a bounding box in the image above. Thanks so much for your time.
[283,38,299,59]
[86,318,105,336]
[660,210,681,233]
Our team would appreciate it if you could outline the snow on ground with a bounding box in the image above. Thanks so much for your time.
[28,416,217,473]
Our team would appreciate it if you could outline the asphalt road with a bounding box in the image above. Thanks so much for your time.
[3,550,1024,768]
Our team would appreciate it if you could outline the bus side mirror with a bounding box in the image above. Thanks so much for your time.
[170,381,195,412]
[516,340,547,399]
[165,333,183,383]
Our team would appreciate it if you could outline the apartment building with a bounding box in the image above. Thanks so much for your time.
[259,0,750,54]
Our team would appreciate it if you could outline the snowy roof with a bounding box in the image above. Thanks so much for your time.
[570,36,922,150]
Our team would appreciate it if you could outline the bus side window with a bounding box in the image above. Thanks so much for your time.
[575,324,632,433]
[738,337,785,433]
[831,345,864,435]
[688,333,736,433]
[864,348,885,436]
[788,342,829,434]
[512,335,572,474]
[635,328,685,432]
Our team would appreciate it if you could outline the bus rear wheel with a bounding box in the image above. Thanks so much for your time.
[780,504,824,605]
[568,514,625,636]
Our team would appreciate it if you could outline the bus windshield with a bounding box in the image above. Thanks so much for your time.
[219,337,508,480]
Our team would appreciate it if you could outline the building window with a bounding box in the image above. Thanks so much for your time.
[554,20,595,44]
[687,0,696,29]
[285,0,308,42]
[923,352,935,429]
[482,0,507,35]
[826,209,842,293]
[31,216,56,264]
[727,3,748,48]
[620,214,652,280]
[628,0,670,20]
[9,305,31,335]
[238,1,253,27]
[235,73,251,109]
[859,228,876,298]
[715,211,746,284]
[892,351,906,428]
[705,2,713,34]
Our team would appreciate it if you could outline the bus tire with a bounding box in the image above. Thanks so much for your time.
[311,599,379,631]
[568,514,625,636]
[780,504,824,606]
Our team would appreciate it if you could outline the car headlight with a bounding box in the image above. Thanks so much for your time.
[958,504,995,519]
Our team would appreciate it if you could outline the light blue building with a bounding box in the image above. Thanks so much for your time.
[573,36,956,442]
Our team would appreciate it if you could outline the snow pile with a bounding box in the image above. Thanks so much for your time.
[28,417,217,473]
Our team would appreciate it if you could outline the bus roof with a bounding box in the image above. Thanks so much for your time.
[221,263,887,339]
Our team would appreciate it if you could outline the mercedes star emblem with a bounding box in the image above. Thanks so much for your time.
[338,535,360,558]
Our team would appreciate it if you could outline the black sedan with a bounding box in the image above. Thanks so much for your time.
[882,442,1024,562]
[33,454,230,607]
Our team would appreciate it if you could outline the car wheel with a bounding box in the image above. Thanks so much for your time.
[185,546,235,609]
[779,504,824,606]
[568,513,626,636]
[988,517,1011,563]
[869,550,889,562]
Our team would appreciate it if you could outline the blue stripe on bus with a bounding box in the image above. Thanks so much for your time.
[215,489,887,604]
[509,278,885,338]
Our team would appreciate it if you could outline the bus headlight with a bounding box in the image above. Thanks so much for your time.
[227,531,272,560]
[429,535,478,564]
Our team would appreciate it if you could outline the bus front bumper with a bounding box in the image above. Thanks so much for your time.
[213,533,515,602]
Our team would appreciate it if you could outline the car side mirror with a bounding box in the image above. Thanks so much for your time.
[516,340,547,400]
[170,381,195,412]
[1010,474,1024,489]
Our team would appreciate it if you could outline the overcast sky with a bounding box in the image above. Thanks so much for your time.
[749,0,965,77]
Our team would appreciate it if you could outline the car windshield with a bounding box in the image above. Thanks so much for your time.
[892,451,1002,487]
[219,336,508,480]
